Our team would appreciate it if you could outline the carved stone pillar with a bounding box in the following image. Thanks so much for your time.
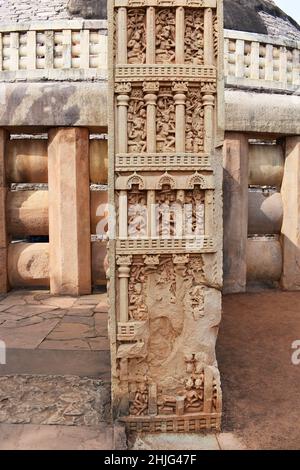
[176,7,185,64]
[204,8,214,66]
[203,92,215,154]
[143,82,159,153]
[117,7,127,64]
[147,190,156,238]
[119,190,128,238]
[117,255,132,323]
[173,83,188,153]
[116,83,131,154]
[146,7,156,64]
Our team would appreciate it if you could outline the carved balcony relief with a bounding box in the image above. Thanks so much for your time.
[109,0,223,434]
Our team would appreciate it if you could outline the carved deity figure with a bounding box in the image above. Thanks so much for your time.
[185,10,204,64]
[127,9,146,64]
[156,9,176,64]
[186,90,204,153]
[156,94,176,152]
[130,383,149,416]
[128,189,147,239]
[129,261,148,321]
[128,89,146,153]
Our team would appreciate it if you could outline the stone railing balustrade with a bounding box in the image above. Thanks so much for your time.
[0,22,299,92]
[224,29,300,92]
[0,20,107,81]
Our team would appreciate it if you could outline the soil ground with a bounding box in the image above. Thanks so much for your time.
[218,291,300,450]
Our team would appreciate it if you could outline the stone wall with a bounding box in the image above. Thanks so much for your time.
[0,0,106,23]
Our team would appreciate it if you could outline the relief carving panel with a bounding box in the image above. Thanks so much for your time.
[109,0,224,434]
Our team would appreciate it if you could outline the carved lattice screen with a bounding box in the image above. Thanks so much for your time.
[108,0,224,433]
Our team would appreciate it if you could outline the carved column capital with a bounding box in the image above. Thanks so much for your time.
[117,255,133,268]
[173,254,190,265]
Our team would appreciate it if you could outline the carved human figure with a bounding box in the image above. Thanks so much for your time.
[185,10,204,64]
[130,383,149,416]
[184,378,203,413]
[128,190,147,239]
[128,90,146,153]
[127,9,146,64]
[186,90,204,153]
[156,9,176,64]
[156,95,176,152]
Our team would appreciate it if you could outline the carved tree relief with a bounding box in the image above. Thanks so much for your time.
[185,9,204,65]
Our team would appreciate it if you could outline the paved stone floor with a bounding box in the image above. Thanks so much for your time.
[0,289,109,351]
[1,290,300,449]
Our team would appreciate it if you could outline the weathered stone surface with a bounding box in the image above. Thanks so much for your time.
[67,0,107,19]
[248,143,284,188]
[247,237,282,283]
[8,243,50,288]
[0,424,114,450]
[130,433,220,450]
[109,1,223,434]
[0,83,107,131]
[281,138,300,290]
[0,375,110,426]
[223,133,248,294]
[48,128,91,296]
[7,190,49,237]
[0,319,59,349]
[7,139,48,184]
[225,90,300,135]
[248,189,283,235]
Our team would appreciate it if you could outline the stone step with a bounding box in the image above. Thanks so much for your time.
[0,289,111,379]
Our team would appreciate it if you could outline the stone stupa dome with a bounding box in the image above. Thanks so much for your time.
[224,0,300,41]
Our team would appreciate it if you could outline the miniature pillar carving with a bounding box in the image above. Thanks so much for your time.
[146,7,156,64]
[173,83,188,153]
[117,7,127,64]
[204,8,214,66]
[176,7,185,64]
[203,93,215,154]
[119,190,128,238]
[117,255,132,323]
[147,190,156,238]
[144,82,159,153]
[116,83,131,154]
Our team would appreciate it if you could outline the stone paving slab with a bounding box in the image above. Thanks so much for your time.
[0,424,114,450]
[130,433,246,450]
[0,290,109,352]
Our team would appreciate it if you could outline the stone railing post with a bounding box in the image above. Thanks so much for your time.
[173,82,188,153]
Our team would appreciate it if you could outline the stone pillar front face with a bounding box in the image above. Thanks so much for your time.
[48,128,91,296]
[281,137,300,290]
[223,133,249,294]
[0,129,9,293]
[109,0,224,433]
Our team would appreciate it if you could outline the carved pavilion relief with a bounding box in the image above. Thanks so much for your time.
[108,0,224,433]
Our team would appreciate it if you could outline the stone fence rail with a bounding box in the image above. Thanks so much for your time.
[0,20,107,81]
[0,22,299,92]
[224,29,300,92]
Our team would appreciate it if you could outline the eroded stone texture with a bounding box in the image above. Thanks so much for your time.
[0,375,110,426]
[109,1,224,433]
